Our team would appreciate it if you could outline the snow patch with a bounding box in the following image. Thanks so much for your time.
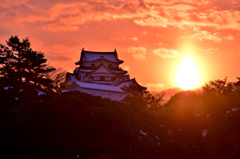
[140,130,147,136]
[226,108,239,117]
[4,86,13,90]
[37,90,47,96]
[232,108,239,112]
[159,124,164,127]
[201,130,208,138]
[168,130,173,135]
[194,113,199,117]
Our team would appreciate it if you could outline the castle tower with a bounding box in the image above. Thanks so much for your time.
[63,49,146,101]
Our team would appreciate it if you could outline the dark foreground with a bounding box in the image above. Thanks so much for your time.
[1,82,240,159]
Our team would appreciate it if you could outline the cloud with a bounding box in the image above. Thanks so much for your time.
[122,65,130,71]
[145,83,183,102]
[145,83,167,93]
[43,22,80,32]
[198,47,220,55]
[1,0,240,33]
[190,27,222,43]
[125,47,146,60]
[129,37,138,41]
[224,35,234,40]
[152,48,180,58]
[190,27,235,43]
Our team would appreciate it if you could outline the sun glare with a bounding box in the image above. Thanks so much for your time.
[176,58,200,90]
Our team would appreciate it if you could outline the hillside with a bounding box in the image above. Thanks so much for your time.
[1,78,240,158]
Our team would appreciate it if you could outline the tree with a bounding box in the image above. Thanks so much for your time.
[0,36,55,92]
[122,85,165,113]
[201,77,240,99]
[46,68,66,92]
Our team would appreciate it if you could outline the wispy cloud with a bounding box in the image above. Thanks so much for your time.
[190,27,222,43]
[152,48,180,58]
[125,47,146,60]
[145,83,167,93]
[224,35,235,41]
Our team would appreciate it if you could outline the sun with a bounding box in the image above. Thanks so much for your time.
[176,57,200,90]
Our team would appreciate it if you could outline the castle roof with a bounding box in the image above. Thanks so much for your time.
[75,49,123,65]
[63,48,147,101]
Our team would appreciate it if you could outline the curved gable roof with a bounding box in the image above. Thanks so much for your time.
[76,49,123,65]
[91,64,113,74]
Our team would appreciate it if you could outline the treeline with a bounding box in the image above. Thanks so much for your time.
[1,36,240,158]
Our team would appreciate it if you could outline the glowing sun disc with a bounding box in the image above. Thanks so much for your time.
[176,58,200,90]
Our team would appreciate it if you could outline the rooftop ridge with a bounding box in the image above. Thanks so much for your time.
[83,50,117,54]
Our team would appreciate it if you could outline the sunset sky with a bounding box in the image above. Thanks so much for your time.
[1,0,240,96]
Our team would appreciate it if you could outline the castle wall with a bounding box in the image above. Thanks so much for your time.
[70,86,127,101]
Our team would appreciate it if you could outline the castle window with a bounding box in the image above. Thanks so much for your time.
[111,77,116,81]
[108,64,113,70]
[100,76,105,81]
[75,74,80,81]
[90,63,96,69]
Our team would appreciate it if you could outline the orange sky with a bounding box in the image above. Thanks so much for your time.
[1,0,240,96]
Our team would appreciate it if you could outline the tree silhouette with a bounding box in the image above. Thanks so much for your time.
[0,36,55,92]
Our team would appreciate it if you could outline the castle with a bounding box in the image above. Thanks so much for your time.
[63,49,146,101]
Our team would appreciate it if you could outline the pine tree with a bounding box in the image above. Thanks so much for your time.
[0,36,55,92]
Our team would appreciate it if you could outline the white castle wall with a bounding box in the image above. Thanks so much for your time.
[69,86,128,101]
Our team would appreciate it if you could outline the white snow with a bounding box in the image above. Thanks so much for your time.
[75,81,125,92]
[83,52,121,62]
[201,130,208,138]
[226,108,239,117]
[37,90,47,96]
[140,130,147,136]
[194,114,199,117]
[168,130,173,135]
[232,108,239,111]
[4,86,13,90]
